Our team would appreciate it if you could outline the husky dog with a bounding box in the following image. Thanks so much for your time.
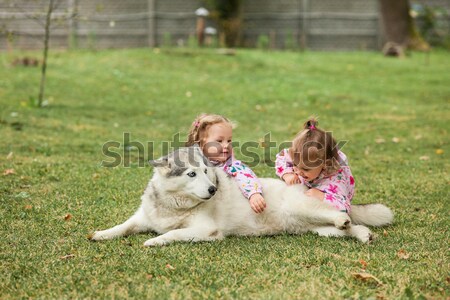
[90,148,393,246]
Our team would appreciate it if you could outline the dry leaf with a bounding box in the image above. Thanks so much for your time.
[419,156,429,161]
[146,274,153,280]
[64,213,72,221]
[359,259,368,269]
[383,230,388,237]
[60,254,75,260]
[375,138,385,144]
[3,169,15,175]
[165,264,175,270]
[392,137,400,143]
[435,149,444,155]
[397,249,410,260]
[352,272,383,285]
[24,205,33,210]
[6,152,13,160]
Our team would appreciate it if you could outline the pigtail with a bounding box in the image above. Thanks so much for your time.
[185,114,205,146]
[303,117,319,133]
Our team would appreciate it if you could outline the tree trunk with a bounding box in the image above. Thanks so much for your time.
[378,0,429,50]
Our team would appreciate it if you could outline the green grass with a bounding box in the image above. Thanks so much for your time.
[0,48,449,299]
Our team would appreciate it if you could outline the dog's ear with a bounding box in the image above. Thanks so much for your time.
[149,156,171,168]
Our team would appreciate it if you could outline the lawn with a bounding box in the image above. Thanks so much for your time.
[0,48,449,299]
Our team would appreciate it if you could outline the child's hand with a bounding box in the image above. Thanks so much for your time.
[304,188,325,200]
[282,173,301,185]
[249,193,266,214]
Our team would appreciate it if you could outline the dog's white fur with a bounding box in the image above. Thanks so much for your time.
[90,148,393,246]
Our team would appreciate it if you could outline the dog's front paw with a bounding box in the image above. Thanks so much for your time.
[350,225,375,244]
[88,231,106,241]
[144,237,168,247]
[334,215,351,230]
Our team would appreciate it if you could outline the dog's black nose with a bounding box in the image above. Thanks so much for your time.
[208,186,217,195]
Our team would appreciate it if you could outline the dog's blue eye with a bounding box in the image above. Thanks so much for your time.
[187,172,196,177]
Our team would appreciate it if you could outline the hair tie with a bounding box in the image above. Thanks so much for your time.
[192,121,200,128]
[310,124,316,131]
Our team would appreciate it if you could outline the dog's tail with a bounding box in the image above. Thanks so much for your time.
[349,204,394,227]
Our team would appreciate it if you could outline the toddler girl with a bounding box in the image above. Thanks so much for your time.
[186,114,267,214]
[275,118,355,213]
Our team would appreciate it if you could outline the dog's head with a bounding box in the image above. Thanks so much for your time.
[149,147,217,200]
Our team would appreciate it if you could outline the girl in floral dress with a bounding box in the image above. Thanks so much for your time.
[186,114,267,214]
[275,117,355,213]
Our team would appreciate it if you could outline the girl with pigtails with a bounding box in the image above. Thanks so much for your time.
[186,114,267,214]
[275,117,355,213]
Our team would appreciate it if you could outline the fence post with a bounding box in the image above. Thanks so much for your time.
[301,0,309,49]
[67,0,77,48]
[148,0,156,47]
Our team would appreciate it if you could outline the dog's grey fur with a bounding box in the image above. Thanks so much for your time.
[90,148,393,246]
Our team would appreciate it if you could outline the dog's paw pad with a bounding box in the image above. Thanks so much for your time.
[366,233,375,244]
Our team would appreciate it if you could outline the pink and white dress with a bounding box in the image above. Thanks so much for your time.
[214,156,263,200]
[275,149,355,212]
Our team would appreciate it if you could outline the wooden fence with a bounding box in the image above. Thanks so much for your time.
[0,0,448,51]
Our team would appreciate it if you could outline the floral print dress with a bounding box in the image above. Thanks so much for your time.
[217,157,263,199]
[275,149,355,213]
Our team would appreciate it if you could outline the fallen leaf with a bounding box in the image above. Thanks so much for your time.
[60,254,75,260]
[146,274,153,280]
[375,138,385,144]
[352,272,383,286]
[166,264,175,270]
[392,137,400,143]
[419,156,429,161]
[397,249,410,260]
[359,259,368,269]
[92,173,100,179]
[3,169,15,175]
[435,149,444,155]
[383,230,388,237]
[64,213,72,221]
[24,205,33,210]
[6,152,13,160]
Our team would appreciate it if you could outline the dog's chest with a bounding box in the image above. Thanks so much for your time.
[144,204,194,233]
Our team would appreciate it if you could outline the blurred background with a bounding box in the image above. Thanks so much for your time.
[1,0,449,51]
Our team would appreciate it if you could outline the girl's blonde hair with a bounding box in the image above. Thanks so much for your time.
[289,117,341,175]
[185,113,235,147]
